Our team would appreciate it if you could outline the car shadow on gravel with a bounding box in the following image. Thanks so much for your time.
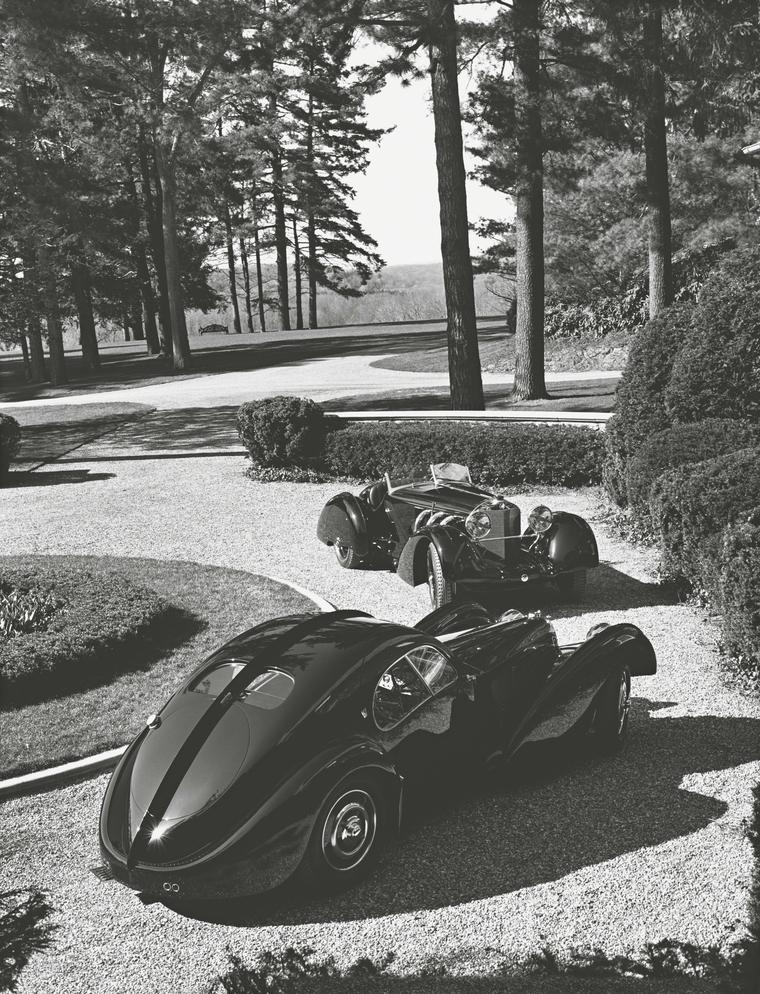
[465,563,676,620]
[174,701,760,927]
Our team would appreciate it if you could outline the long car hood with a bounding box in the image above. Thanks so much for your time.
[394,481,506,515]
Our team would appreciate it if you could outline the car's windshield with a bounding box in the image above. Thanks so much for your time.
[430,462,471,485]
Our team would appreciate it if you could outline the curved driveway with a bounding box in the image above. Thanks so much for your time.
[0,448,758,993]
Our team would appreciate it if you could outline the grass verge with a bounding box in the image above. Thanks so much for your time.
[0,555,315,778]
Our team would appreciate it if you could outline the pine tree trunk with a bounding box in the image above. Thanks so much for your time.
[512,0,547,401]
[123,312,132,341]
[292,219,304,330]
[154,142,191,369]
[38,246,67,385]
[251,185,267,333]
[19,333,30,380]
[307,213,318,328]
[305,89,318,330]
[134,245,161,354]
[643,0,673,317]
[127,155,161,355]
[27,314,47,382]
[269,97,291,331]
[72,263,101,371]
[131,301,145,340]
[138,135,171,356]
[239,236,255,333]
[223,199,243,334]
[427,0,483,410]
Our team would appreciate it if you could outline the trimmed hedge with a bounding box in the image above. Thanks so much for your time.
[666,244,760,425]
[237,396,326,468]
[0,565,179,705]
[626,419,760,515]
[710,508,760,687]
[603,303,693,506]
[0,414,21,485]
[323,421,605,488]
[649,446,760,583]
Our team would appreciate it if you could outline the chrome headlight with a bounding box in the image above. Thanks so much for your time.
[528,505,553,534]
[465,506,492,539]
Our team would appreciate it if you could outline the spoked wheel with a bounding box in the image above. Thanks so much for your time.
[426,544,455,609]
[334,542,360,569]
[299,775,385,890]
[593,665,631,754]
[556,569,587,600]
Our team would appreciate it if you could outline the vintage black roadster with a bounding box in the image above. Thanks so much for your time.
[317,463,599,607]
[98,604,655,900]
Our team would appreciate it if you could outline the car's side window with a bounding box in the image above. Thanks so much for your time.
[373,656,431,731]
[407,646,457,694]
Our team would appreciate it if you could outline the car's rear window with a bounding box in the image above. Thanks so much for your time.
[190,663,294,710]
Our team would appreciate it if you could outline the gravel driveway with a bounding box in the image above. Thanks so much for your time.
[1,451,758,993]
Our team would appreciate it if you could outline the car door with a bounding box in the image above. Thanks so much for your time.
[370,645,459,781]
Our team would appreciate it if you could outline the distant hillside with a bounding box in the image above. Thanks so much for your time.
[185,261,511,335]
[56,262,511,346]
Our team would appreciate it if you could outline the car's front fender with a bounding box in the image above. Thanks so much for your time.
[316,492,370,558]
[546,511,599,571]
[397,527,467,586]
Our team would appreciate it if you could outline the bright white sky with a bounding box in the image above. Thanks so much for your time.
[352,13,513,267]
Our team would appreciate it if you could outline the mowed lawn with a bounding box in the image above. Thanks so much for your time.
[0,555,314,778]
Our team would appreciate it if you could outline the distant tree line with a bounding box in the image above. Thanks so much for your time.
[2,0,759,406]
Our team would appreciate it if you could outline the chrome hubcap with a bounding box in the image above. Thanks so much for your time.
[321,790,377,871]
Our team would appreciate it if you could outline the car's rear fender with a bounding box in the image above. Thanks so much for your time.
[316,493,370,558]
[545,511,599,571]
[397,528,467,586]
[504,623,656,757]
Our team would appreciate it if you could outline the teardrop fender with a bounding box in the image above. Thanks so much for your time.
[316,493,370,558]
[503,623,656,756]
[397,528,468,586]
[546,512,599,571]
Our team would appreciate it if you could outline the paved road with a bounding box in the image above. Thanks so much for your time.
[2,353,619,413]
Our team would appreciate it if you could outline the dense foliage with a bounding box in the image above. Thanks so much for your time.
[0,565,178,704]
[602,302,693,505]
[665,244,760,424]
[0,414,21,484]
[625,419,760,518]
[648,447,760,583]
[323,420,604,488]
[236,396,326,468]
[712,509,760,688]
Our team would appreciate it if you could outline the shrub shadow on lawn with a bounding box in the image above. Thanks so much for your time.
[2,606,205,710]
[173,701,760,927]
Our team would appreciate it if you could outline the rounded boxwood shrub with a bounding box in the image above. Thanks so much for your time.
[603,302,693,506]
[0,413,21,485]
[626,419,760,515]
[711,507,760,687]
[0,565,180,705]
[237,396,326,468]
[666,244,760,425]
[649,446,760,582]
[324,421,605,488]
